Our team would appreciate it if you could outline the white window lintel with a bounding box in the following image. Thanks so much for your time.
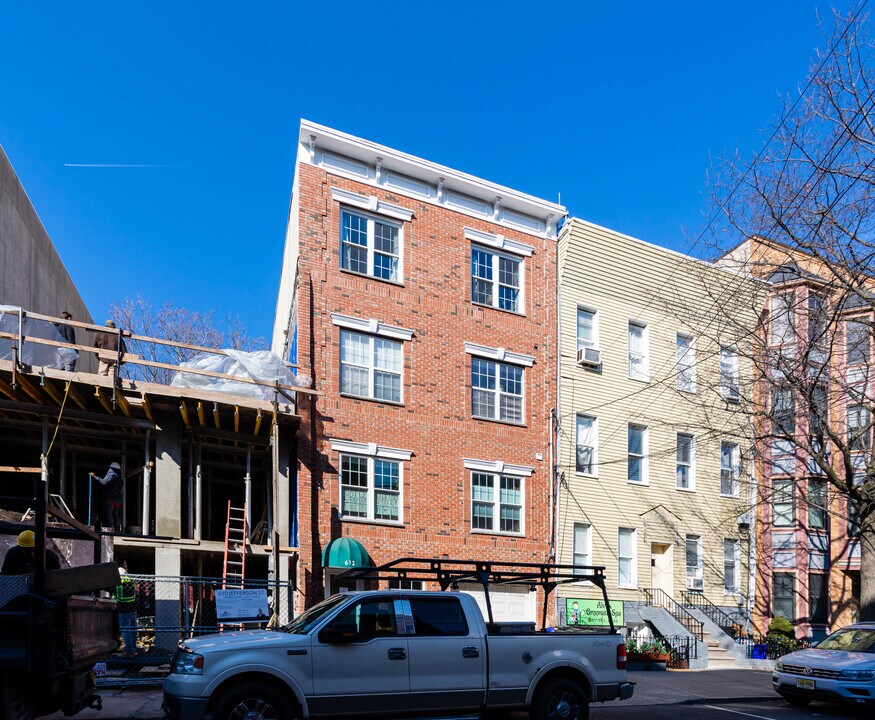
[463,458,534,477]
[331,313,414,341]
[464,227,534,257]
[330,439,413,461]
[464,342,535,367]
[331,186,414,222]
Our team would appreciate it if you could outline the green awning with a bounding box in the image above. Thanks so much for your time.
[322,536,371,569]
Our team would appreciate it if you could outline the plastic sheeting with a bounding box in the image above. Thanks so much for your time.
[0,308,78,369]
[170,349,308,400]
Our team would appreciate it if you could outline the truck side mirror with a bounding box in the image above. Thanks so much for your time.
[319,620,358,644]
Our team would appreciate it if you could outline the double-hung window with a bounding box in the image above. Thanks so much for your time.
[771,387,795,435]
[676,334,696,392]
[628,322,648,380]
[773,478,795,526]
[573,523,592,567]
[577,415,597,475]
[770,294,795,346]
[847,404,871,452]
[340,331,403,403]
[772,532,796,568]
[332,440,412,525]
[846,320,869,366]
[466,459,531,536]
[808,573,829,624]
[577,307,597,351]
[618,528,637,588]
[720,346,740,402]
[773,573,796,621]
[808,533,829,571]
[685,535,702,589]
[723,539,740,594]
[720,442,740,497]
[628,424,647,483]
[676,433,694,490]
[466,344,532,425]
[808,479,827,529]
[471,246,522,313]
[340,209,401,282]
[808,295,828,362]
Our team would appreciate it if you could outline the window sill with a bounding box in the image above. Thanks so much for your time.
[339,268,405,287]
[628,375,650,383]
[618,584,638,591]
[471,300,526,317]
[676,486,696,493]
[340,392,404,407]
[628,479,648,486]
[721,395,741,405]
[471,415,526,428]
[575,471,598,479]
[720,493,740,499]
[677,387,698,395]
[471,529,526,538]
[340,516,405,528]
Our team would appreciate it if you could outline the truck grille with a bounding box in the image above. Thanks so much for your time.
[781,664,841,679]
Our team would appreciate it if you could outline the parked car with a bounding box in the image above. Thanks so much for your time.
[164,588,633,720]
[773,622,875,707]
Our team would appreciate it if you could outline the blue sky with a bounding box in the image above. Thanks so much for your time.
[0,1,842,342]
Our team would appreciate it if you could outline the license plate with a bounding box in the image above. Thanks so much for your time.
[796,678,815,690]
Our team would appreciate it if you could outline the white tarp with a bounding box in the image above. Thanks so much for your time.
[170,349,307,400]
[0,308,77,369]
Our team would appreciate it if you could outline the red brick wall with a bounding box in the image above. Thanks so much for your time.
[293,162,557,607]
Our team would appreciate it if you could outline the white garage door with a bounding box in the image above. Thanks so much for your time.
[458,583,536,623]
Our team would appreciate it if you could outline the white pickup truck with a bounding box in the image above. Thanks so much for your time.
[163,589,633,720]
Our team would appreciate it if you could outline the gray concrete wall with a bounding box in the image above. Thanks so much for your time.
[0,145,92,325]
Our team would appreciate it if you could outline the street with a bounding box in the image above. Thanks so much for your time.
[596,700,872,720]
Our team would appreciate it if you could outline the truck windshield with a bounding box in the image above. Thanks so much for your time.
[281,594,348,634]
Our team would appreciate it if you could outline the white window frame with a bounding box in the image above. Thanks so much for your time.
[771,531,796,568]
[339,207,404,283]
[464,459,532,537]
[685,534,703,583]
[470,244,525,314]
[770,293,795,346]
[720,441,740,498]
[572,522,592,568]
[627,423,648,484]
[338,330,404,403]
[846,320,869,367]
[676,433,695,491]
[720,346,740,403]
[676,333,697,392]
[723,539,741,595]
[577,306,599,351]
[628,321,649,381]
[576,414,598,477]
[465,344,533,425]
[330,440,413,526]
[618,528,637,589]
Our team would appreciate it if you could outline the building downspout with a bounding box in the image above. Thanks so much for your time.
[746,415,757,630]
[553,218,565,625]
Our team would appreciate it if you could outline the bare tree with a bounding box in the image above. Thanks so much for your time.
[704,7,875,623]
[110,295,267,384]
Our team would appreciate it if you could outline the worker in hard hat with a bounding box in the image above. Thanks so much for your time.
[90,461,124,532]
[1,530,62,575]
[114,567,139,657]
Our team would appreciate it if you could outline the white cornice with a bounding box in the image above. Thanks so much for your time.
[463,458,534,477]
[464,342,535,367]
[331,313,414,341]
[330,439,413,461]
[330,187,414,222]
[464,227,534,257]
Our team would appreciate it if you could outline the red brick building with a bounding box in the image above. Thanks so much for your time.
[272,121,565,618]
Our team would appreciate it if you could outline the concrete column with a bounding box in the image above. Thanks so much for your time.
[154,546,182,651]
[155,412,182,538]
[275,427,293,624]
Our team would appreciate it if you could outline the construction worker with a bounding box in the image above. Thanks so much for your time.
[1,530,61,575]
[91,461,123,532]
[92,319,126,376]
[114,567,138,656]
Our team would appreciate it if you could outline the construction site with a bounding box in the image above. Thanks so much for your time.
[0,308,305,638]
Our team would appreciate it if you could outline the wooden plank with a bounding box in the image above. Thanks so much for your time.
[254,409,262,436]
[115,391,132,418]
[197,401,205,427]
[44,562,119,596]
[41,379,66,406]
[0,377,18,401]
[47,503,100,540]
[0,466,41,473]
[213,403,221,430]
[16,373,47,405]
[179,401,191,431]
[93,386,113,415]
[67,383,89,410]
[234,406,239,434]
[141,392,154,422]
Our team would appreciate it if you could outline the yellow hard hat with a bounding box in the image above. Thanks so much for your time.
[17,530,35,548]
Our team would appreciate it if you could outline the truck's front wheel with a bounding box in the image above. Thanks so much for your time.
[532,678,589,720]
[212,682,293,720]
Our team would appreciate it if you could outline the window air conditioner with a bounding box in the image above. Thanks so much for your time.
[687,577,704,591]
[577,347,601,368]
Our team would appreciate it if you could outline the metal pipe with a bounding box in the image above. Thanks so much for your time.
[142,430,151,536]
[195,439,203,541]
[35,416,49,592]
[548,409,555,560]
[187,436,194,539]
[245,444,252,539]
[121,440,127,532]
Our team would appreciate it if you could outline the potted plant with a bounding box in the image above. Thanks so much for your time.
[626,637,670,669]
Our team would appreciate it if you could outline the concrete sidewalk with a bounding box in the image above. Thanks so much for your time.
[44,668,778,720]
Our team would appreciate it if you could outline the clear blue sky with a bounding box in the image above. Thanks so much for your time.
[0,1,842,342]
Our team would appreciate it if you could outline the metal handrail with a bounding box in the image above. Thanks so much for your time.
[642,587,704,641]
[681,591,744,639]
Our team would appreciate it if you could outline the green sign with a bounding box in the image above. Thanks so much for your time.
[565,598,624,627]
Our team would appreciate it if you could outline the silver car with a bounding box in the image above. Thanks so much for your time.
[773,622,875,707]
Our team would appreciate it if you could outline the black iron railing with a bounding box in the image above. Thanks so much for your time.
[738,635,810,659]
[642,588,704,641]
[681,591,745,640]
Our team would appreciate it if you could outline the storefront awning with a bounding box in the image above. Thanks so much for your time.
[322,536,371,569]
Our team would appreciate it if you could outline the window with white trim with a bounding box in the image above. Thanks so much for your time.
[723,539,740,594]
[470,472,523,534]
[676,334,696,392]
[628,322,648,380]
[618,528,637,588]
[808,533,829,570]
[471,246,522,313]
[573,523,592,567]
[848,403,872,452]
[686,534,702,586]
[576,415,597,475]
[340,330,402,403]
[770,294,795,346]
[676,433,694,490]
[772,573,796,621]
[340,209,401,282]
[720,346,740,402]
[577,307,597,351]
[771,531,796,568]
[471,358,523,423]
[339,454,402,523]
[773,478,795,527]
[720,442,740,497]
[628,424,647,484]
[846,320,869,366]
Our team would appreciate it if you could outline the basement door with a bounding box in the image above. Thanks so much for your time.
[650,543,674,598]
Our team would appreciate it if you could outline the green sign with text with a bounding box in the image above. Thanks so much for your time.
[565,598,624,627]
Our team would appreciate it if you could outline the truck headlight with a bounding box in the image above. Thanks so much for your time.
[173,650,205,675]
[775,661,784,672]
[840,669,875,681]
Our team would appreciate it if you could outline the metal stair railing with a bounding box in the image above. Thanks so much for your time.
[642,588,704,641]
[681,591,744,640]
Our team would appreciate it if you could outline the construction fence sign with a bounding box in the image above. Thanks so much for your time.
[215,589,270,622]
[565,598,624,627]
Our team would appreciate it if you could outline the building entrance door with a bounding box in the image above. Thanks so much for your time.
[650,543,674,597]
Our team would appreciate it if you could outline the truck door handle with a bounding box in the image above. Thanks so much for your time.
[388,647,407,660]
[462,646,480,658]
